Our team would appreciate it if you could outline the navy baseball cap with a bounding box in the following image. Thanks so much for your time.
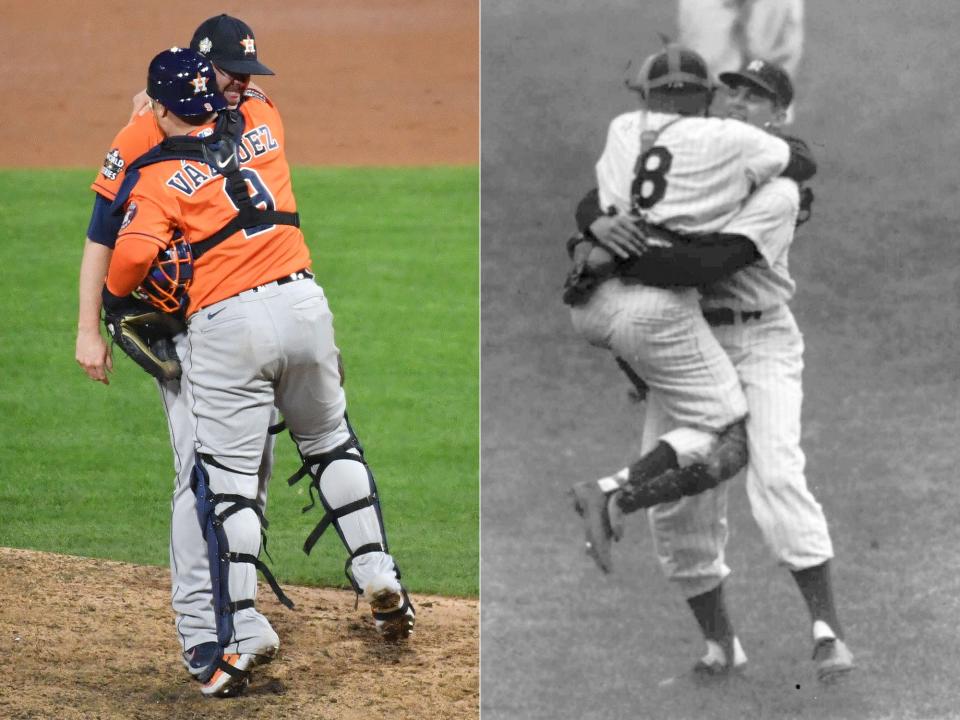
[719,59,793,107]
[147,47,227,117]
[190,14,275,76]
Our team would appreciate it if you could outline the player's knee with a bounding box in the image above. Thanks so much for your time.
[221,506,262,551]
[706,420,748,481]
[317,454,373,504]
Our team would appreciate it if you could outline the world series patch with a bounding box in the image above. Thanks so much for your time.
[101,148,125,181]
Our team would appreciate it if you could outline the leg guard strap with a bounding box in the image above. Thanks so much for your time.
[224,551,294,609]
[286,436,362,490]
[287,430,394,591]
[302,494,377,555]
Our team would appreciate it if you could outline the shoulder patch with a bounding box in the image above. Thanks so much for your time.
[101,148,125,181]
[120,201,138,230]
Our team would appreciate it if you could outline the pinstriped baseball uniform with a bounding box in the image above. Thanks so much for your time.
[571,110,789,462]
[645,177,834,598]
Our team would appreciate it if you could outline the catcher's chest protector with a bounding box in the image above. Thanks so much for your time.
[111,109,299,259]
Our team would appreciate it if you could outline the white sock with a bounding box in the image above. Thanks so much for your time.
[597,467,629,493]
[812,620,836,642]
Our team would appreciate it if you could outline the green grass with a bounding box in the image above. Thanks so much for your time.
[0,166,478,597]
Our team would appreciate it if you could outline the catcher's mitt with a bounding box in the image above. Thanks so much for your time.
[780,134,817,183]
[102,288,185,381]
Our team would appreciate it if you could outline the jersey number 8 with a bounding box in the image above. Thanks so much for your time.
[631,146,673,210]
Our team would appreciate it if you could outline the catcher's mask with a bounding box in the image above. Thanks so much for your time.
[136,237,194,313]
[627,43,712,100]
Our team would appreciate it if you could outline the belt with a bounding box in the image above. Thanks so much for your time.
[250,268,314,293]
[702,308,762,326]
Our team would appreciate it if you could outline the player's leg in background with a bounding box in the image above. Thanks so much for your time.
[677,0,745,76]
[270,280,413,639]
[742,0,804,77]
[720,306,852,678]
[742,0,803,121]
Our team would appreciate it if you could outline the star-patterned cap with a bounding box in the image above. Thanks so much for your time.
[190,14,274,76]
[147,47,227,117]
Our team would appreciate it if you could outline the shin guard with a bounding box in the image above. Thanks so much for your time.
[287,434,399,594]
[192,456,293,669]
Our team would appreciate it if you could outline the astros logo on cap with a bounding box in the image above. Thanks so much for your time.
[190,73,209,94]
[747,59,765,73]
[240,35,256,55]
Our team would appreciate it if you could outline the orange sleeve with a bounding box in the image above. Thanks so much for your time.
[90,113,164,201]
[106,178,177,296]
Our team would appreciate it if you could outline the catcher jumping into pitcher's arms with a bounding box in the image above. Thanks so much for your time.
[83,37,414,698]
[566,56,852,684]
[564,42,813,570]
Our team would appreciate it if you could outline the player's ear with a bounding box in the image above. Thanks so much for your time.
[771,105,788,127]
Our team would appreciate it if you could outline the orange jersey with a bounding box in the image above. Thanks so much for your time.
[91,112,165,202]
[107,92,311,316]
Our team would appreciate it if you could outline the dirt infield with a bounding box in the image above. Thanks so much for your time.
[1,0,477,167]
[0,548,477,719]
[1,2,477,718]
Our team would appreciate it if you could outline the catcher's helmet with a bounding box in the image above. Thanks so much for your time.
[147,47,227,117]
[719,59,794,108]
[135,236,194,314]
[629,44,711,97]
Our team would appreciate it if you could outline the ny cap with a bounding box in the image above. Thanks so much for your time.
[190,14,275,76]
[719,59,793,107]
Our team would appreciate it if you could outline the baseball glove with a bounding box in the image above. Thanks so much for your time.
[102,288,185,381]
[780,134,817,183]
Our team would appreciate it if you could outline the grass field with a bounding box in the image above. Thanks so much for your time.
[0,166,478,597]
[482,0,960,718]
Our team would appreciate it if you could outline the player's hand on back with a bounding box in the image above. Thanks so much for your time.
[589,215,648,260]
[129,89,151,122]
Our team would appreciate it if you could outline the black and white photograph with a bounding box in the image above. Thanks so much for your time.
[481,1,960,717]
